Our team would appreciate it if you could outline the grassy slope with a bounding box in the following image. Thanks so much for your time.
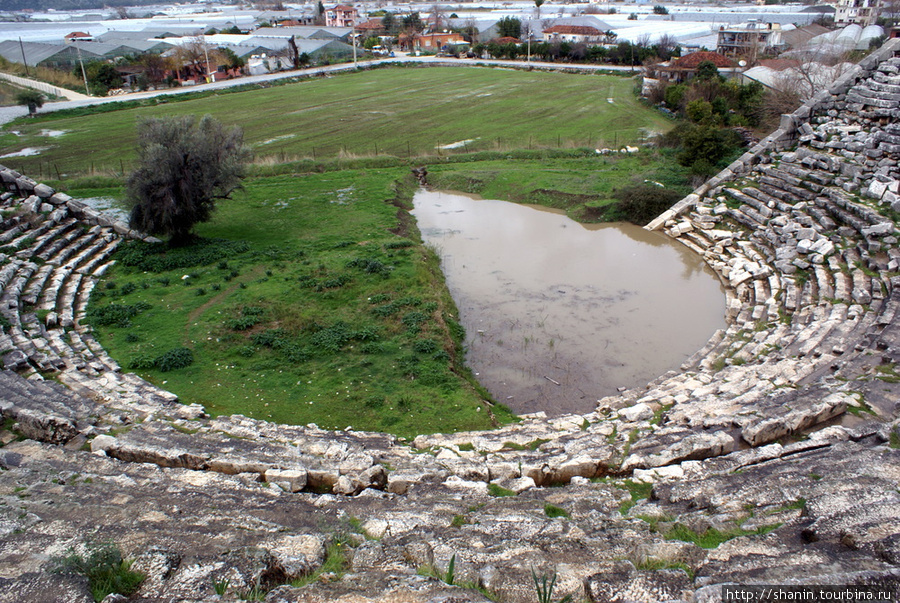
[0,67,672,178]
[424,151,693,221]
[91,169,515,438]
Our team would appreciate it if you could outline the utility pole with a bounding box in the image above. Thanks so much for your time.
[352,22,358,67]
[18,37,29,77]
[75,41,90,96]
[204,38,211,83]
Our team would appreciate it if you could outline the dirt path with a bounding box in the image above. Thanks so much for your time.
[182,265,265,347]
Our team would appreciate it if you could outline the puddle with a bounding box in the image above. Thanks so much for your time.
[75,196,130,222]
[0,147,48,158]
[412,190,726,416]
[39,129,68,137]
[256,134,297,146]
[332,186,354,204]
[437,138,480,150]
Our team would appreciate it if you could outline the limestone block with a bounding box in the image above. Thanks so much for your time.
[359,464,387,489]
[90,434,117,454]
[339,452,373,474]
[584,560,691,603]
[264,468,307,492]
[442,475,488,495]
[491,476,535,494]
[33,183,54,198]
[49,192,71,205]
[264,534,325,579]
[332,474,361,496]
[618,403,654,422]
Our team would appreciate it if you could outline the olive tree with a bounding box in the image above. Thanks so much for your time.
[126,115,251,246]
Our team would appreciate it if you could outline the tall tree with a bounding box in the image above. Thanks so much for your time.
[126,115,251,246]
[534,0,544,19]
[497,16,521,39]
[382,12,396,33]
[403,12,424,32]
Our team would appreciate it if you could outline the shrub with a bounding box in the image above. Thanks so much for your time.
[310,322,353,353]
[347,257,393,277]
[613,184,682,224]
[51,541,144,602]
[675,123,742,173]
[544,504,570,519]
[235,345,256,357]
[354,326,381,341]
[86,302,151,328]
[227,306,265,331]
[413,339,438,354]
[402,311,428,333]
[129,355,157,370]
[154,347,194,372]
[252,329,286,347]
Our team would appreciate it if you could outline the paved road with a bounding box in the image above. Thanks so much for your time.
[1,56,640,126]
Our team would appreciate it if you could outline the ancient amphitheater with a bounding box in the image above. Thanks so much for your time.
[1,42,900,603]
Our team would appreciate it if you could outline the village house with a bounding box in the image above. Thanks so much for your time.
[325,5,358,28]
[355,18,385,36]
[413,31,467,52]
[655,50,738,83]
[64,31,93,43]
[716,21,785,60]
[542,25,603,45]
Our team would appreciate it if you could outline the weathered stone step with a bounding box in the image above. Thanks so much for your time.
[0,369,97,444]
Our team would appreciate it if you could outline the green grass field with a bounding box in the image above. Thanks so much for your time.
[88,169,516,438]
[4,66,691,436]
[1,67,672,179]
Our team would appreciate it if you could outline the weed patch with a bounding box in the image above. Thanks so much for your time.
[51,541,144,602]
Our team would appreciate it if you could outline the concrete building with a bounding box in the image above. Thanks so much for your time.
[325,5,358,28]
[716,21,784,60]
[834,0,881,26]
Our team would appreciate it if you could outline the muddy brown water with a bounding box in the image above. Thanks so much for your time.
[411,189,727,416]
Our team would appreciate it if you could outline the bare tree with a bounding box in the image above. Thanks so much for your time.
[761,53,853,127]
[429,4,447,31]
[174,37,225,79]
[140,53,169,85]
[656,33,678,60]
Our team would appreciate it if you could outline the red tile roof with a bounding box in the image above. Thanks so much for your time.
[671,51,736,69]
[356,19,384,30]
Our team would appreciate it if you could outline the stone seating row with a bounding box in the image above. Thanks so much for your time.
[0,187,181,412]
